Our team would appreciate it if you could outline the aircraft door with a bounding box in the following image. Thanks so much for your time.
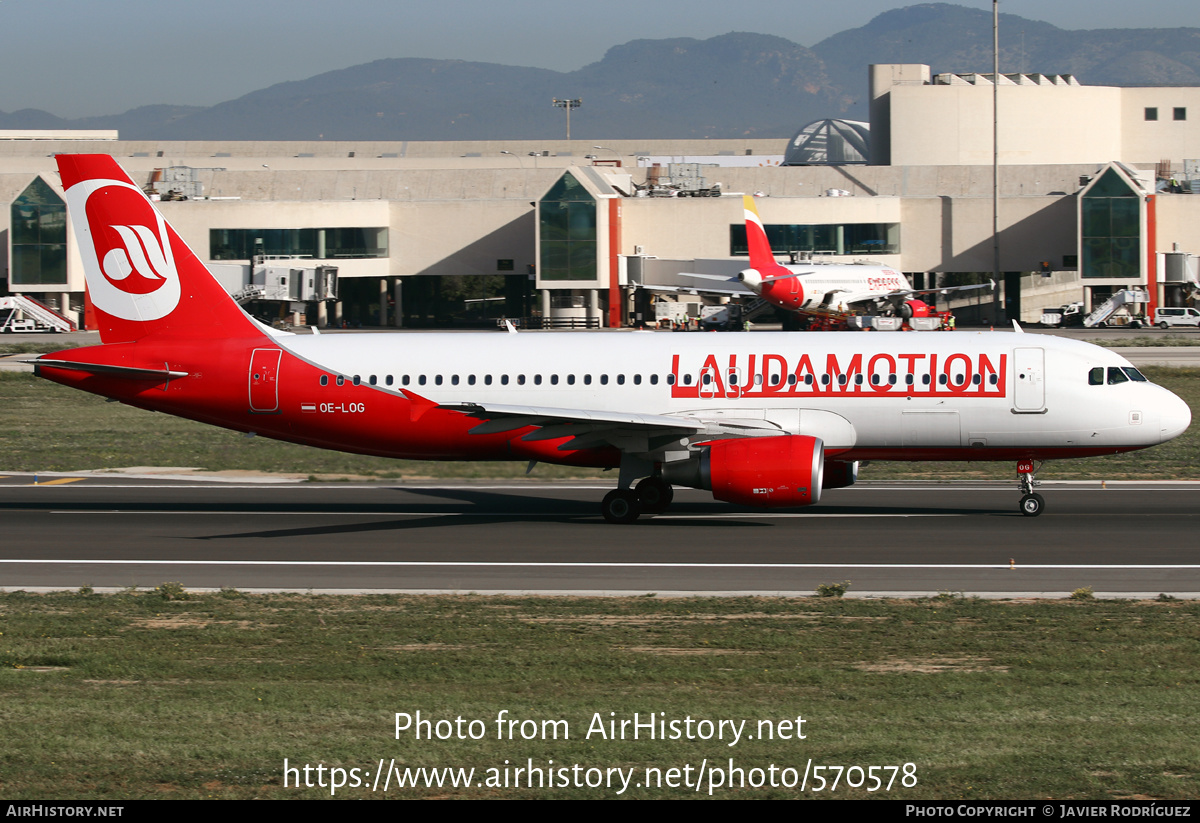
[249,348,282,413]
[1013,347,1046,412]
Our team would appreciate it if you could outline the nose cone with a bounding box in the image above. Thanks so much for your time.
[1159,388,1192,443]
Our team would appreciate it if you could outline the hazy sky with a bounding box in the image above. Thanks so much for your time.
[1,0,1197,118]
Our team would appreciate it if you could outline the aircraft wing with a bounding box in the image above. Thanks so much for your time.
[437,400,783,454]
[641,283,751,299]
[883,279,996,301]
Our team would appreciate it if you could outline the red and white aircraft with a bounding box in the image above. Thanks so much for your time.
[34,156,1190,522]
[678,196,991,324]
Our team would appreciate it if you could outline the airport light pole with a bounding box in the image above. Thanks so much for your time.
[501,150,525,168]
[553,98,581,140]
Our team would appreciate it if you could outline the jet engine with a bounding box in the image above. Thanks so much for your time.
[899,299,935,319]
[823,460,859,490]
[662,435,824,507]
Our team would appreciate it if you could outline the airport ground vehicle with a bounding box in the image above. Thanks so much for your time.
[32,156,1192,522]
[1154,307,1200,329]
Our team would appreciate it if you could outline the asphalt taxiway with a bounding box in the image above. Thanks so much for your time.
[1,476,1196,597]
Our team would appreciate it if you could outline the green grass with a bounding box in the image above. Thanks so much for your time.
[1,368,1197,480]
[1092,336,1200,348]
[0,591,1196,799]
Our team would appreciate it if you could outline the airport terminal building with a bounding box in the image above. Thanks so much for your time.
[3,64,1199,330]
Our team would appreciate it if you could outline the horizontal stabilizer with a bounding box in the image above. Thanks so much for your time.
[32,359,189,381]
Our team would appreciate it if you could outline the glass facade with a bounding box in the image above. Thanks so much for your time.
[730,222,899,257]
[209,227,387,261]
[539,173,597,281]
[1081,168,1140,279]
[10,177,68,286]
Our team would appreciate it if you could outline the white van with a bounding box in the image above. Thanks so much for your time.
[1154,308,1200,329]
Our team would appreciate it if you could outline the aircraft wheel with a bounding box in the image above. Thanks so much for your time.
[1019,493,1045,517]
[635,477,674,514]
[602,490,641,524]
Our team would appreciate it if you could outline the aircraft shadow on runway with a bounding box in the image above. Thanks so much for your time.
[182,487,1000,541]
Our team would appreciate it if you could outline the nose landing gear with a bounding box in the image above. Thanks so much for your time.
[1017,458,1044,517]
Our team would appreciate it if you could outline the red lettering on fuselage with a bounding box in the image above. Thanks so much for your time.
[669,351,1007,399]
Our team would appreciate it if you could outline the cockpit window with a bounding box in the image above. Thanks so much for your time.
[1122,367,1148,383]
[1088,367,1104,386]
[1107,367,1129,385]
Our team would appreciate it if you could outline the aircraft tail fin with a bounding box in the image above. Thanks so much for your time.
[742,195,779,274]
[56,154,261,344]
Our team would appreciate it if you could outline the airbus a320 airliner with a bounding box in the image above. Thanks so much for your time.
[33,155,1190,522]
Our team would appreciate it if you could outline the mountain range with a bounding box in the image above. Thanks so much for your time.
[2,3,1197,141]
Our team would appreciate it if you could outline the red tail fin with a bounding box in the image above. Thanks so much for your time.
[742,195,777,273]
[57,154,261,344]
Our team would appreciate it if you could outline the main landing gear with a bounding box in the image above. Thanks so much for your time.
[601,459,674,524]
[1017,458,1044,517]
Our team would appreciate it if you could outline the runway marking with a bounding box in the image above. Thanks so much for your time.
[44,510,963,518]
[29,478,83,486]
[2,560,1199,570]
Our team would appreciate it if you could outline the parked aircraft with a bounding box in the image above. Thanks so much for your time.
[33,156,1190,522]
[674,196,992,325]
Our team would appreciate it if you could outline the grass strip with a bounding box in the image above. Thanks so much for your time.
[0,591,1196,799]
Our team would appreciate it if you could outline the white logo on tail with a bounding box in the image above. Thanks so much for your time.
[64,178,181,322]
[102,225,170,284]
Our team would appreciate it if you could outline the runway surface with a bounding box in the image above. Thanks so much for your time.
[1,476,1197,597]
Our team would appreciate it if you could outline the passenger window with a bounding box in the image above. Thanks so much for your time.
[938,374,948,385]
[336,376,345,386]
[888,374,897,385]
[403,375,411,386]
[550,375,558,385]
[683,374,692,386]
[567,374,576,385]
[320,375,328,386]
[517,374,526,385]
[501,375,509,385]
[906,374,914,386]
[922,374,931,385]
[617,374,625,385]
[989,375,998,385]
[485,375,493,385]
[667,374,676,385]
[787,374,797,386]
[601,375,609,385]
[468,375,476,385]
[729,373,738,386]
[534,375,542,385]
[634,374,642,385]
[1107,367,1129,385]
[369,375,377,385]
[386,375,394,386]
[871,374,880,385]
[854,374,863,385]
[972,374,981,385]
[649,374,658,385]
[821,375,830,385]
[585,375,593,385]
[804,374,813,386]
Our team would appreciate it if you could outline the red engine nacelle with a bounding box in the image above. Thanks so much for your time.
[900,299,935,319]
[705,435,824,507]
